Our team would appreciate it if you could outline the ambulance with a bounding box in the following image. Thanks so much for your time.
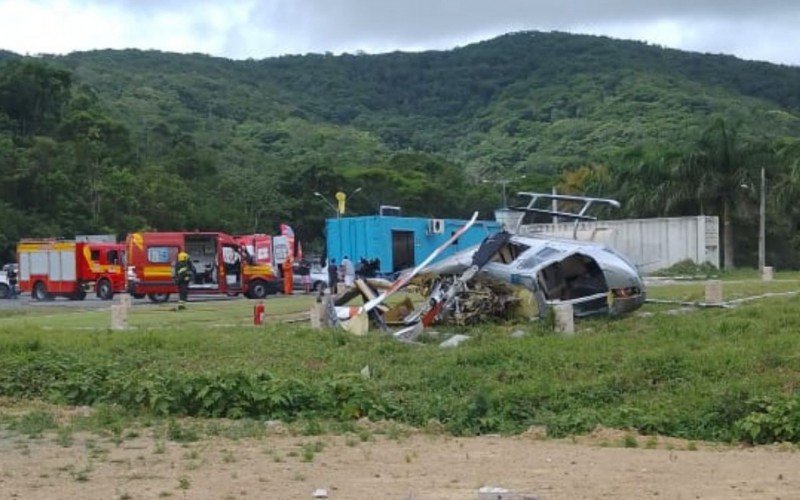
[125,231,280,302]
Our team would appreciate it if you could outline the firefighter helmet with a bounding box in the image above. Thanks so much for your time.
[178,251,189,262]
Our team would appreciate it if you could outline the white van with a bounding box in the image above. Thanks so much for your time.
[0,263,18,299]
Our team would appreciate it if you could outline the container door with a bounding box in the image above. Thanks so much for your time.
[61,251,76,281]
[30,251,48,275]
[19,253,30,280]
[48,251,61,281]
[391,230,415,272]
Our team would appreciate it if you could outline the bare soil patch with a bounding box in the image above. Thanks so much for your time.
[1,429,798,499]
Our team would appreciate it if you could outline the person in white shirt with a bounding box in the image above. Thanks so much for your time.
[341,256,355,287]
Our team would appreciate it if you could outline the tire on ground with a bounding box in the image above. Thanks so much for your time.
[33,281,51,301]
[147,293,170,303]
[248,279,268,299]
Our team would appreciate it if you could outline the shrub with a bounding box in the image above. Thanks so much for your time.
[735,396,800,444]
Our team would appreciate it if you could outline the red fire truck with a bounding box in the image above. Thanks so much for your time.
[17,239,126,300]
[125,231,281,302]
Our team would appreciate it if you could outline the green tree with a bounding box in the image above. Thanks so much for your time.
[0,60,71,136]
[674,118,766,268]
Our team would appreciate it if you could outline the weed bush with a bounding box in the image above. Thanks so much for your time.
[0,350,391,422]
[651,259,720,278]
[1,298,800,443]
[735,396,800,444]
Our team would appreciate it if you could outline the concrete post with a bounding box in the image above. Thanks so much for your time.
[321,294,334,328]
[705,280,723,304]
[762,266,774,282]
[553,303,574,334]
[119,293,132,310]
[310,302,323,329]
[111,304,128,330]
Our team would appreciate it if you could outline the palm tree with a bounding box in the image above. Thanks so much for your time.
[612,145,685,218]
[674,118,765,269]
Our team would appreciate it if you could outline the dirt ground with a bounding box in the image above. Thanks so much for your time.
[1,426,798,500]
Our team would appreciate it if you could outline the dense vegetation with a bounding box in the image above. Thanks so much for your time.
[1,292,800,443]
[1,31,800,266]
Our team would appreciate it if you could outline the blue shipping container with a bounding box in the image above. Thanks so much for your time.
[325,215,501,275]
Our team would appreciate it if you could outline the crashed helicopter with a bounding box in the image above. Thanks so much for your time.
[331,193,645,337]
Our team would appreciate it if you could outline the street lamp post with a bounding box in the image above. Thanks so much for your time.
[759,166,766,274]
[741,166,766,273]
[315,188,361,268]
[314,191,339,219]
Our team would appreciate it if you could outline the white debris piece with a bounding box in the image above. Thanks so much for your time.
[312,488,329,498]
[477,485,514,499]
[439,334,471,348]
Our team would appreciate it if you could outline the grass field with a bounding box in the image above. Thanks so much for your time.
[1,275,799,445]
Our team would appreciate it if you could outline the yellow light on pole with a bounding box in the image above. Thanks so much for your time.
[335,191,346,215]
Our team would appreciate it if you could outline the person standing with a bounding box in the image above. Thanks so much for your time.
[7,265,18,299]
[283,252,294,295]
[341,255,355,287]
[327,258,338,294]
[299,261,312,294]
[173,251,194,310]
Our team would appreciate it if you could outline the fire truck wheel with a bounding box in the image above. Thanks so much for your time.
[97,280,114,300]
[147,293,170,303]
[33,281,52,301]
[249,280,268,299]
[0,284,9,299]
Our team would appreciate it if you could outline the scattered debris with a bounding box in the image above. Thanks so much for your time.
[312,488,329,498]
[439,334,471,348]
[360,365,371,379]
[510,329,527,339]
[477,485,512,499]
[320,195,645,341]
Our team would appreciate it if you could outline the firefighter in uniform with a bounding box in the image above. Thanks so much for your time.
[282,252,294,295]
[173,251,194,309]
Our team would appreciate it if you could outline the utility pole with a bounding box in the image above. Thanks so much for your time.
[759,166,765,273]
[482,175,526,208]
[552,186,558,225]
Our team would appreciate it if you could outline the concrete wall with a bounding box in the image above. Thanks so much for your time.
[525,216,719,274]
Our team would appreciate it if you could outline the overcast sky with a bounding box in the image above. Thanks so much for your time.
[1,0,798,66]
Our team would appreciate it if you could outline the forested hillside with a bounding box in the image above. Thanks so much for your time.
[1,31,800,266]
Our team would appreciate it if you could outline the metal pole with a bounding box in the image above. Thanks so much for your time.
[501,180,508,208]
[759,166,765,273]
[552,186,558,225]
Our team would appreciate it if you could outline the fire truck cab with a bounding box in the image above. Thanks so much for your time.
[125,232,280,302]
[17,239,126,300]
